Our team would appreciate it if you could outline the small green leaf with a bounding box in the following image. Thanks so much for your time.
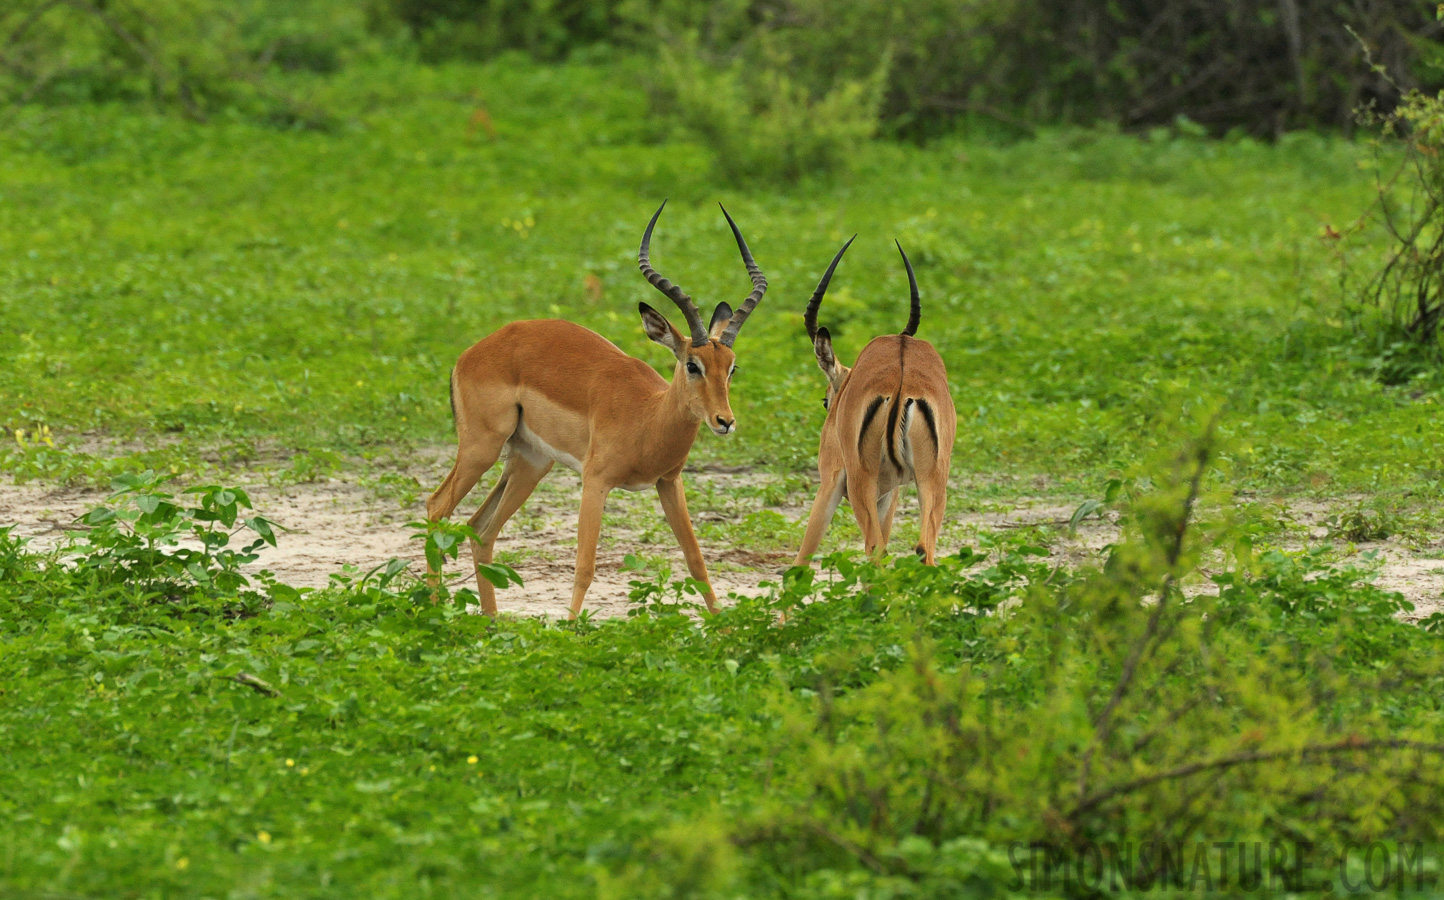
[1069,499,1105,533]
[81,508,116,525]
[248,517,278,547]
[477,562,522,589]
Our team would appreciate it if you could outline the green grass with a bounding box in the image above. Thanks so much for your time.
[4,52,1444,899]
[3,55,1440,504]
[4,460,1444,898]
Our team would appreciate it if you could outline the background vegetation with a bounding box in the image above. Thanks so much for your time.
[3,2,1444,897]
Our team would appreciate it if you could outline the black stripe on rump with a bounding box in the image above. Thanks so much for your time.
[858,395,887,458]
[884,391,904,470]
[915,398,939,456]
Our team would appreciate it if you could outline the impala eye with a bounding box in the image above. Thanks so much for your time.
[728,366,737,380]
[822,397,830,410]
[686,361,702,377]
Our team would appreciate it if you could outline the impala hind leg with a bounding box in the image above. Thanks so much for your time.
[656,475,718,613]
[912,479,947,563]
[466,452,553,616]
[876,488,900,555]
[568,479,610,620]
[426,409,519,587]
[848,472,885,559]
[911,421,952,564]
[793,468,846,566]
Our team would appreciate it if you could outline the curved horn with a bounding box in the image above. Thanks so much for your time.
[803,235,856,341]
[638,200,709,346]
[896,240,921,337]
[717,203,768,347]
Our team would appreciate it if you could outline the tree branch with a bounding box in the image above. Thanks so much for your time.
[1071,737,1444,820]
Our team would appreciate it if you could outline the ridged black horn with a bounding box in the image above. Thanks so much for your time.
[897,240,920,337]
[803,235,856,341]
[638,200,709,346]
[717,203,768,347]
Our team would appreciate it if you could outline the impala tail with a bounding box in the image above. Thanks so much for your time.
[864,392,943,476]
[897,395,943,473]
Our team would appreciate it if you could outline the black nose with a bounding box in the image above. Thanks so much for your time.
[716,416,734,429]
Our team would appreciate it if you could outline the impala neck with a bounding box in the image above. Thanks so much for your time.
[627,368,701,463]
[656,369,703,428]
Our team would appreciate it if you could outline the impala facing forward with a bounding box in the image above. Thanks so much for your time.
[427,201,767,618]
[794,238,957,566]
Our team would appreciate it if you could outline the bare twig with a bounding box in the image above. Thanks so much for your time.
[7,0,64,47]
[1344,24,1401,93]
[805,821,889,874]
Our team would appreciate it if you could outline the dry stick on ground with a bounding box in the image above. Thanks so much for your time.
[1074,422,1215,803]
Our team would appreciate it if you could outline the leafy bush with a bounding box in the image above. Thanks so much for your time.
[6,0,1442,135]
[736,0,1444,139]
[67,471,279,602]
[616,428,1444,897]
[381,0,629,61]
[382,0,1443,137]
[650,36,883,184]
[1336,89,1444,363]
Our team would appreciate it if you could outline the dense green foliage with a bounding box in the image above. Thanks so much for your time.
[4,436,1444,897]
[6,0,1442,139]
[385,0,1444,138]
[0,0,379,123]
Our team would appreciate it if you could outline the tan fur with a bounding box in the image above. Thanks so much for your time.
[427,318,739,618]
[796,333,957,565]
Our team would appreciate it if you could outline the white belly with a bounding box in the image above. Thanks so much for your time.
[511,417,654,491]
[513,420,584,473]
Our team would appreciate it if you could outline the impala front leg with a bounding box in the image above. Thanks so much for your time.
[570,480,609,620]
[656,476,719,613]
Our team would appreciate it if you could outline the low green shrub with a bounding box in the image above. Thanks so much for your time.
[619,430,1444,897]
[650,36,883,184]
[61,471,279,609]
[1337,89,1444,361]
[0,0,374,121]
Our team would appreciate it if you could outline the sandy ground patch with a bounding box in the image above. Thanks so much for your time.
[0,470,772,620]
[2,470,1440,619]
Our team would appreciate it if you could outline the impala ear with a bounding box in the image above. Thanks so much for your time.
[708,302,733,341]
[813,326,837,375]
[639,302,686,355]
